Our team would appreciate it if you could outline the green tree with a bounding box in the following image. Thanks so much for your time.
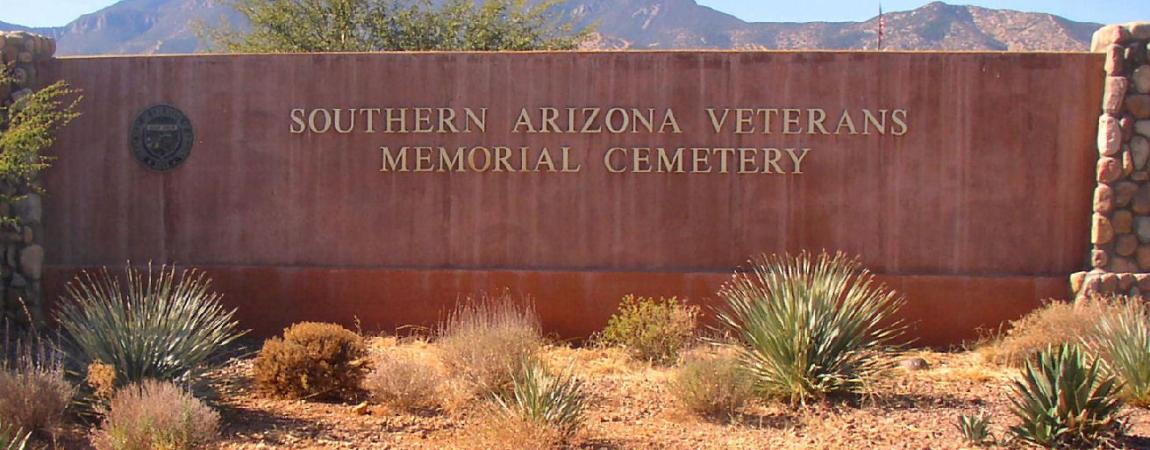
[0,80,80,203]
[205,0,587,52]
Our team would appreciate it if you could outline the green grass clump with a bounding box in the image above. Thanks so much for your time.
[1085,301,1150,407]
[716,251,904,404]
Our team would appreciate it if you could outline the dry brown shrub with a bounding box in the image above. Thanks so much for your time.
[438,292,543,396]
[253,322,369,400]
[597,295,699,365]
[979,296,1129,367]
[86,361,117,402]
[91,380,219,450]
[366,348,444,414]
[454,414,571,450]
[0,342,74,440]
[670,348,755,418]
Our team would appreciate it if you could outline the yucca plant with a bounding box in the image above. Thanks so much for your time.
[1084,301,1150,407]
[716,251,904,404]
[55,263,247,386]
[493,360,587,438]
[956,413,993,447]
[1008,344,1125,448]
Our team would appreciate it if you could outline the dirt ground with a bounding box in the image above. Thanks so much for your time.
[182,339,1150,450]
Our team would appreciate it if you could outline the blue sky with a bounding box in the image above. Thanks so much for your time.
[0,0,1147,27]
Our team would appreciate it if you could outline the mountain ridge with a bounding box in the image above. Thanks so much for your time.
[0,0,1102,55]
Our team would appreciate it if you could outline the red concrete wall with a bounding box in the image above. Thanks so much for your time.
[37,52,1102,345]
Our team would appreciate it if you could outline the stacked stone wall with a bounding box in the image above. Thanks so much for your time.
[0,31,54,325]
[1073,23,1150,299]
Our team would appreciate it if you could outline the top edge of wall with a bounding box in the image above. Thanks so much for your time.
[53,49,1100,60]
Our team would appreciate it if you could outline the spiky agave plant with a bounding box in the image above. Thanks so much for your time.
[716,251,905,404]
[493,360,588,437]
[1008,344,1125,448]
[1084,301,1150,407]
[55,263,246,385]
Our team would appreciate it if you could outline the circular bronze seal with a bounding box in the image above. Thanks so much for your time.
[130,105,194,171]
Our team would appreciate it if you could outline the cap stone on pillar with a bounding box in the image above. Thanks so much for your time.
[1093,24,1132,53]
[1129,22,1150,41]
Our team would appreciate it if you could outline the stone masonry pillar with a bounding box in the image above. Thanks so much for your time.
[0,32,55,326]
[1072,22,1150,299]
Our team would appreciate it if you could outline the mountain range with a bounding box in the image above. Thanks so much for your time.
[0,0,1103,55]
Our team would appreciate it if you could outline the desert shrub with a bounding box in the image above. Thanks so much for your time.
[1084,301,1150,407]
[493,361,587,439]
[716,251,904,404]
[1008,344,1124,448]
[438,293,542,395]
[366,350,444,413]
[597,295,698,365]
[86,361,118,402]
[55,264,246,385]
[670,352,754,418]
[0,369,74,440]
[980,297,1128,367]
[0,338,74,440]
[253,322,368,400]
[956,413,993,447]
[92,380,219,450]
[468,416,570,450]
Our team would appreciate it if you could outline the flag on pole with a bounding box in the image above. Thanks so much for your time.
[878,3,885,50]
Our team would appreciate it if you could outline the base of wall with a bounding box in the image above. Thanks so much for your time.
[1070,270,1150,299]
[43,266,1069,347]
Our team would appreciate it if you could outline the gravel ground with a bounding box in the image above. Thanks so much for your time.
[192,340,1150,449]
